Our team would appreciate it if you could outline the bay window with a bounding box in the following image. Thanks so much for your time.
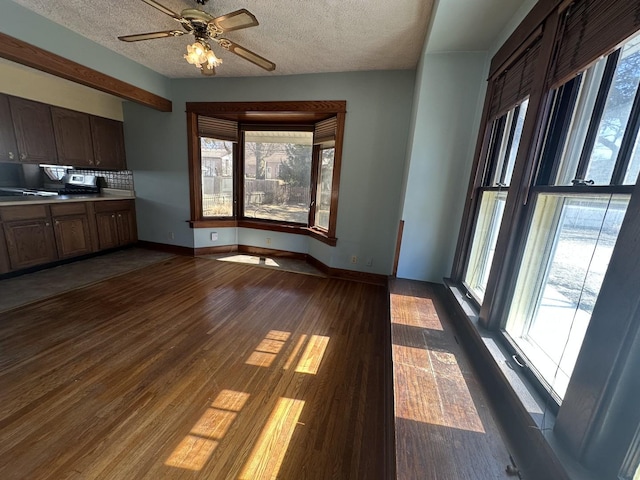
[186,102,346,245]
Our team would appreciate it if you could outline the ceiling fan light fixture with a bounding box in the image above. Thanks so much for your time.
[184,40,221,72]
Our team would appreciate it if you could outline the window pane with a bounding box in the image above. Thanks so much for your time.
[201,138,234,217]
[314,148,334,230]
[586,37,640,184]
[505,193,629,401]
[502,99,528,186]
[464,190,507,301]
[624,135,640,184]
[243,131,312,224]
[555,59,608,185]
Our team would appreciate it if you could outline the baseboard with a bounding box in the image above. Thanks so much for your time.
[138,240,388,286]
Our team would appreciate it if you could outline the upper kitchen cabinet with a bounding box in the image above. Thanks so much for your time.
[51,107,94,167]
[0,94,18,163]
[90,116,126,170]
[9,97,58,164]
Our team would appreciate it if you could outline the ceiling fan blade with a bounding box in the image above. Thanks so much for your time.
[141,0,181,20]
[213,9,259,32]
[218,38,276,71]
[118,30,185,42]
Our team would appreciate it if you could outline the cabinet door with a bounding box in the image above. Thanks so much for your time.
[53,214,93,258]
[9,97,58,164]
[116,208,137,245]
[90,116,126,170]
[3,220,57,270]
[0,223,10,274]
[0,94,18,163]
[95,212,119,250]
[51,107,94,167]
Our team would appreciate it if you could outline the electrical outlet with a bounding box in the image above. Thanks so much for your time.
[266,237,272,246]
[210,232,218,241]
[366,258,373,267]
[168,231,174,240]
[350,255,357,264]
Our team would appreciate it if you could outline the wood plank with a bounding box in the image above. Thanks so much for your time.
[0,32,172,113]
[0,256,389,479]
[390,278,516,480]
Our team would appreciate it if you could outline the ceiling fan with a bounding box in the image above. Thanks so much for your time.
[118,0,276,76]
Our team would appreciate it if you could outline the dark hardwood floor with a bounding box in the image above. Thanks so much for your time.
[0,256,388,479]
[390,279,515,480]
[0,254,517,479]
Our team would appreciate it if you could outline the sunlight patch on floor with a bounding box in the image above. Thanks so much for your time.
[216,254,280,267]
[393,347,485,433]
[165,390,250,471]
[246,330,291,367]
[295,335,330,375]
[390,294,443,331]
[239,397,305,479]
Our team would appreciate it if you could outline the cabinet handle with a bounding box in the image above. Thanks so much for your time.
[96,160,101,165]
[8,152,14,160]
[55,220,59,225]
[118,214,122,218]
[111,214,115,218]
[45,222,50,227]
[20,153,27,161]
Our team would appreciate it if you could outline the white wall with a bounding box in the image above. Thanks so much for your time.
[397,52,487,282]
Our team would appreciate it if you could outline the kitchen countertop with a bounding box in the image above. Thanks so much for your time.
[0,189,135,207]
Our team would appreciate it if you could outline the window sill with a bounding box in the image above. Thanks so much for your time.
[188,218,337,246]
[442,279,598,480]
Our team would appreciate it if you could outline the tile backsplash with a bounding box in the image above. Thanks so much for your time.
[72,169,134,190]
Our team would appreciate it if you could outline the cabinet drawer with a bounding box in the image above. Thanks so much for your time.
[94,199,133,213]
[0,204,49,222]
[50,202,87,217]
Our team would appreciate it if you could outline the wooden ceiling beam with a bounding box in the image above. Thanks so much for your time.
[0,32,172,113]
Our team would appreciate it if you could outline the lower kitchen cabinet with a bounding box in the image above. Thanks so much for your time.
[1,205,58,270]
[94,200,137,250]
[51,203,94,258]
[0,198,137,275]
[0,222,10,274]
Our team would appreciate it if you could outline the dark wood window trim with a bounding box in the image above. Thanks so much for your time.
[186,101,345,247]
[450,1,640,478]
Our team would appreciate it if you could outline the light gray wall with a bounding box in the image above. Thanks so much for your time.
[124,70,415,274]
[397,51,487,282]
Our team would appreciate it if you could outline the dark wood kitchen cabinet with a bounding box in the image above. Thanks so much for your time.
[9,97,58,165]
[90,116,127,170]
[50,203,94,259]
[0,94,18,163]
[51,107,95,167]
[0,222,10,274]
[94,200,136,250]
[0,205,57,270]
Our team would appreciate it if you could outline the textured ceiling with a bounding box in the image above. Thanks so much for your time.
[11,0,435,78]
